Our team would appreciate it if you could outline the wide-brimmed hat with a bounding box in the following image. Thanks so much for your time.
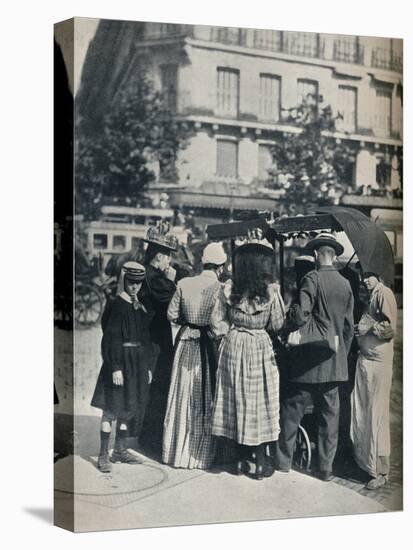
[233,228,274,258]
[123,261,146,282]
[304,232,344,256]
[143,221,178,252]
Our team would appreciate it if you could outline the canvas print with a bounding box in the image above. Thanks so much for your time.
[54,17,403,532]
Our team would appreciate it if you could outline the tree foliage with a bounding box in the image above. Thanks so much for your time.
[268,94,356,215]
[75,72,192,219]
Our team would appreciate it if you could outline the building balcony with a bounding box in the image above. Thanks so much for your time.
[371,47,403,73]
[140,24,403,74]
[143,23,193,40]
[332,39,364,65]
[175,102,402,146]
[342,193,402,208]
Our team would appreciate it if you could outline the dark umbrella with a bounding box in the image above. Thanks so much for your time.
[317,206,395,286]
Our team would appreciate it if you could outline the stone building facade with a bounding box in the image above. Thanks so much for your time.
[128,24,402,194]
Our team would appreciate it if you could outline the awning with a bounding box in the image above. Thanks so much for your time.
[169,191,276,211]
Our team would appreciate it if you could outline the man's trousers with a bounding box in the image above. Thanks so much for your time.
[276,382,340,472]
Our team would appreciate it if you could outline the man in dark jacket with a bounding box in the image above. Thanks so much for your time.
[276,233,354,481]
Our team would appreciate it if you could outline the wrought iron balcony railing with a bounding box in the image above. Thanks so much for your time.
[140,25,402,74]
[371,47,403,72]
[333,40,364,65]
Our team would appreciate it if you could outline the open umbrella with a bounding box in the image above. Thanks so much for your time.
[206,206,396,292]
[317,207,395,287]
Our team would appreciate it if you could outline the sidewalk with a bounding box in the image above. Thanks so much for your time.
[55,450,387,533]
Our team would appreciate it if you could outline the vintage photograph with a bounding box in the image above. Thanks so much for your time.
[54,17,403,532]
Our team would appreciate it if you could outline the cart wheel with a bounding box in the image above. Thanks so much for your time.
[74,282,104,328]
[293,424,312,471]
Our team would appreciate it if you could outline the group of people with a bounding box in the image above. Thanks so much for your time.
[91,222,397,490]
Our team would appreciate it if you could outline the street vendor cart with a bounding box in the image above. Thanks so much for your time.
[206,206,395,470]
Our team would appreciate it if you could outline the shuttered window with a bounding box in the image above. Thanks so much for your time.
[259,74,281,121]
[253,30,282,51]
[217,68,239,118]
[393,85,402,136]
[161,64,178,111]
[217,140,238,177]
[333,37,361,64]
[337,85,357,133]
[285,32,319,57]
[374,89,392,137]
[258,144,273,181]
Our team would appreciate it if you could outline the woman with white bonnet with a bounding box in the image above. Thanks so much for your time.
[163,242,227,469]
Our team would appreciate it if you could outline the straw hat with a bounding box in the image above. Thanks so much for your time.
[142,221,178,252]
[304,232,344,256]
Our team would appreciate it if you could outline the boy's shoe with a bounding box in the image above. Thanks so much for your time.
[97,453,112,473]
[110,449,143,464]
[366,474,388,490]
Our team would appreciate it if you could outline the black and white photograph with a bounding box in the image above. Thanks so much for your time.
[52,15,404,532]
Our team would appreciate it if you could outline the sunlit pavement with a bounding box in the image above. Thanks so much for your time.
[54,310,402,530]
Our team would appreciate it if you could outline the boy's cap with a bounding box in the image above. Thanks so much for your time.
[123,261,146,282]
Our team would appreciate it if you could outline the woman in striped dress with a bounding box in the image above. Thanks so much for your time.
[211,236,285,480]
[162,243,227,469]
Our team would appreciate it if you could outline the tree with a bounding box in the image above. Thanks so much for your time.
[267,94,356,215]
[75,72,192,219]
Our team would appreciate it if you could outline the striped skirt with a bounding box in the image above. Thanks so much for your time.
[211,328,280,446]
[162,336,216,469]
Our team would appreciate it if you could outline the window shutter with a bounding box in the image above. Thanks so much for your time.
[217,140,238,177]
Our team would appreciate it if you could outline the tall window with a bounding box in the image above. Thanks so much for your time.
[371,38,402,72]
[253,30,282,51]
[160,64,178,111]
[337,86,357,133]
[211,26,245,45]
[258,144,273,181]
[297,79,318,106]
[217,68,240,118]
[393,85,402,137]
[374,88,392,137]
[284,32,319,57]
[376,157,391,188]
[145,23,183,38]
[217,140,238,177]
[259,74,281,122]
[333,37,362,64]
[391,39,403,72]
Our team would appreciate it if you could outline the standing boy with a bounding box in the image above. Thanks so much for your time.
[91,261,158,472]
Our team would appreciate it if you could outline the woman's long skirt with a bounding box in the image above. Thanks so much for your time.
[350,336,393,478]
[162,337,216,469]
[211,328,280,446]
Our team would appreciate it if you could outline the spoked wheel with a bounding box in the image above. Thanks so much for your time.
[293,424,312,471]
[74,282,104,328]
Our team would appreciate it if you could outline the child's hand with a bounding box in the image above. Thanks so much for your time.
[148,370,153,384]
[112,370,124,386]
